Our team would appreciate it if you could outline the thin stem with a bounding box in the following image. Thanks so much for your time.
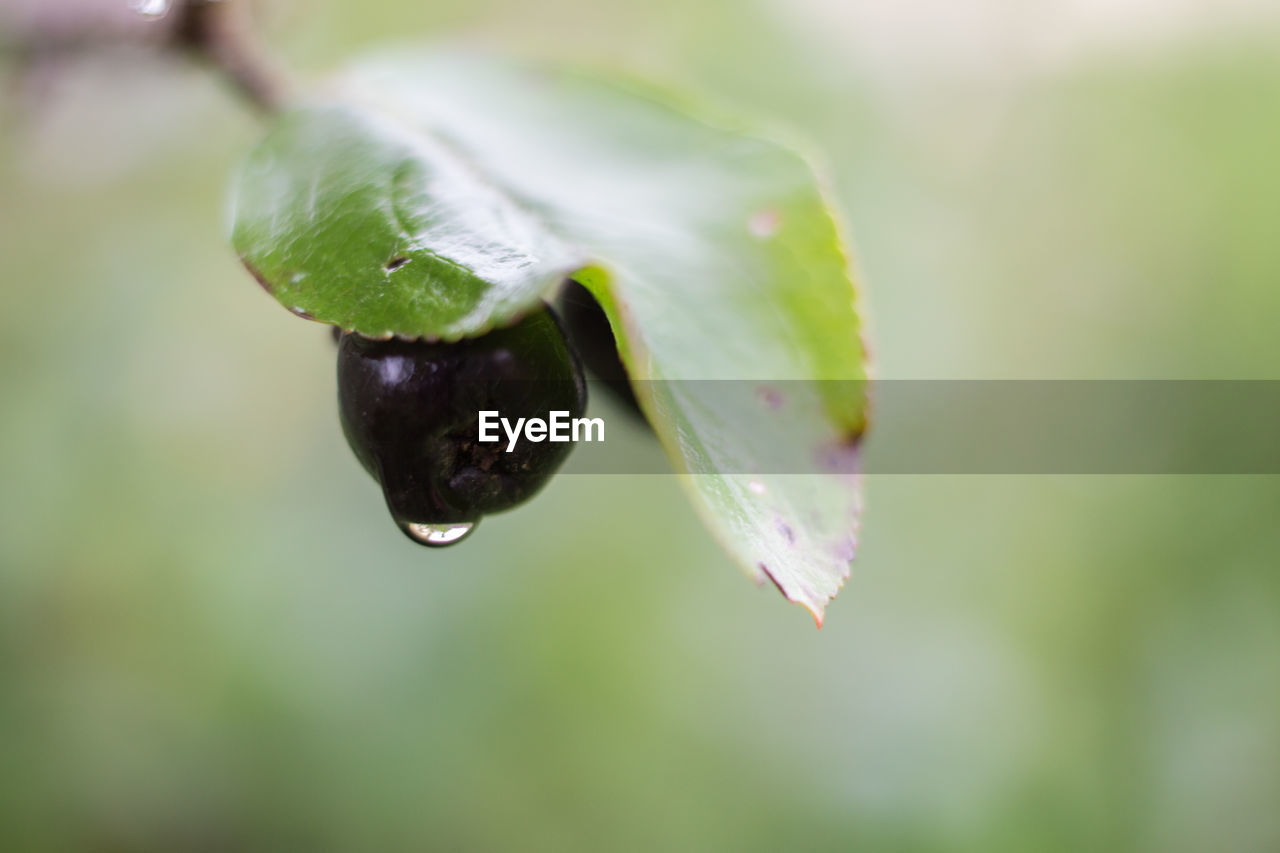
[0,0,290,118]
[172,0,289,116]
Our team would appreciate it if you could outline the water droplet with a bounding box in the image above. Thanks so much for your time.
[130,0,172,18]
[399,520,478,547]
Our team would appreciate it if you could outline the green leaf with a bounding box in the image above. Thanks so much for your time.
[231,103,581,340]
[231,49,869,623]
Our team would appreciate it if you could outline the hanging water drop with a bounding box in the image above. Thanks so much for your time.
[399,520,478,548]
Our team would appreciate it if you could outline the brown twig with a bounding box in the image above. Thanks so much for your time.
[0,0,290,117]
[171,0,288,115]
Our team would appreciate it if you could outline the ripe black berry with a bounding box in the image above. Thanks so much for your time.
[337,306,587,546]
[556,279,644,419]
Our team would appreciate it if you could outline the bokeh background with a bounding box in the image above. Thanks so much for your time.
[2,0,1279,850]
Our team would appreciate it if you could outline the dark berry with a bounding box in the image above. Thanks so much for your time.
[337,306,587,545]
[556,279,645,420]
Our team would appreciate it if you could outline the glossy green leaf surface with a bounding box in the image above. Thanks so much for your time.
[232,50,869,622]
[231,104,581,340]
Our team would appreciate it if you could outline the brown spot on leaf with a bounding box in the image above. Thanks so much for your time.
[841,417,867,448]
[385,255,410,272]
[241,258,274,295]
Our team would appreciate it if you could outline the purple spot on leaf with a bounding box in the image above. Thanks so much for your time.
[774,515,796,545]
[756,385,785,410]
[831,536,857,562]
[816,434,863,475]
[758,562,786,596]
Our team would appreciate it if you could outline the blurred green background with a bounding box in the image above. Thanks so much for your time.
[2,0,1279,850]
